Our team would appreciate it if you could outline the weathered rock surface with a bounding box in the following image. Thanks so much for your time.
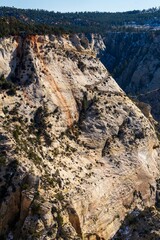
[0,34,159,239]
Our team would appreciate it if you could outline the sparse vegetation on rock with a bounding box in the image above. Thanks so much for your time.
[0,34,159,240]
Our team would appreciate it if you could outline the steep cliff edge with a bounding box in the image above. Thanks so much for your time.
[0,34,159,240]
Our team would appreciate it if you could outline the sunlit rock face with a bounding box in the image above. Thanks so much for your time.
[0,34,159,240]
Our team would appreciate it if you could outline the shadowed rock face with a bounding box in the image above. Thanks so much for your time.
[112,207,160,240]
[0,34,159,240]
[100,31,160,122]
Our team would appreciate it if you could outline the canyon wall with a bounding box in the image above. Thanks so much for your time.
[0,34,159,239]
[101,31,160,122]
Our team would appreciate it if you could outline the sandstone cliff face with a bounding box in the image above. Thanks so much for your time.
[0,34,159,240]
[101,31,160,122]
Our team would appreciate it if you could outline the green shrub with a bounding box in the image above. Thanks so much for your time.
[55,192,64,201]
[28,149,42,165]
[0,154,6,165]
[0,75,16,95]
[31,201,41,214]
[12,125,21,142]
[2,106,8,114]
[33,106,52,146]
[21,183,30,190]
[77,61,86,72]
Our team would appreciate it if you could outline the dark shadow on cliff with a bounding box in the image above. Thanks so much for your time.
[112,207,160,240]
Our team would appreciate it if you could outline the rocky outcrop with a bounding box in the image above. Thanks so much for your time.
[0,34,159,239]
